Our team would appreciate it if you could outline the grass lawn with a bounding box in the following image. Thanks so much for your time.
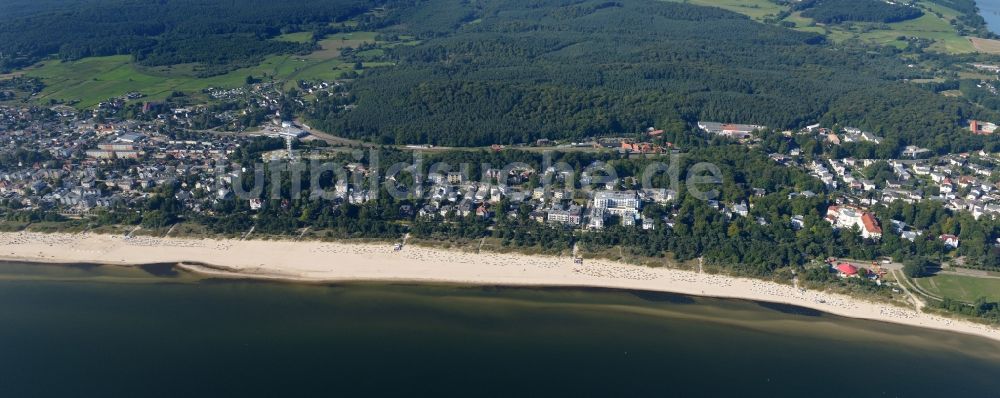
[22,31,387,108]
[25,221,89,233]
[311,32,379,59]
[849,12,976,54]
[355,48,387,59]
[958,70,998,80]
[914,273,1000,302]
[783,11,817,29]
[665,0,784,20]
[791,5,976,53]
[0,221,28,232]
[920,0,964,20]
[26,55,280,107]
[274,31,314,43]
[665,0,785,20]
[675,0,976,54]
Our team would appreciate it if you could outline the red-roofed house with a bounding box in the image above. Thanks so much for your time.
[940,234,959,249]
[836,263,859,277]
[957,176,976,188]
[861,213,882,239]
[971,120,998,135]
[826,205,882,240]
[476,203,493,219]
[620,140,664,154]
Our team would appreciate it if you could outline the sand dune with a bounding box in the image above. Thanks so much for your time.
[0,231,996,342]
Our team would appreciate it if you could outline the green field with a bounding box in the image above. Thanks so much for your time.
[274,31,315,43]
[843,11,975,53]
[676,0,976,54]
[914,273,1000,302]
[667,0,784,20]
[801,0,975,53]
[22,31,388,108]
[25,54,349,107]
[791,0,975,53]
[16,0,980,108]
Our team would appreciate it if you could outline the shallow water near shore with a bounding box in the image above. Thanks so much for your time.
[1,262,999,397]
[980,0,1000,34]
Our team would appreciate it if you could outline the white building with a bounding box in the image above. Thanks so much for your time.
[547,205,583,226]
[593,191,641,223]
[826,205,882,240]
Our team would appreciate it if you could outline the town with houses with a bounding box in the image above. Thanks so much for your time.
[3,81,1000,282]
[683,119,1000,260]
[758,119,1000,253]
[8,0,1000,390]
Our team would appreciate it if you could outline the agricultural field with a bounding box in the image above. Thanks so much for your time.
[274,31,315,43]
[666,0,784,20]
[11,1,985,109]
[21,31,390,108]
[794,1,976,53]
[682,0,977,54]
[840,11,976,53]
[970,37,1000,54]
[913,273,1000,302]
[309,31,380,57]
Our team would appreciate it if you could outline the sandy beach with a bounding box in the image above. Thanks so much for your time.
[0,230,996,342]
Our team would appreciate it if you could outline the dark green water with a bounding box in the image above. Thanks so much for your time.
[1,262,999,397]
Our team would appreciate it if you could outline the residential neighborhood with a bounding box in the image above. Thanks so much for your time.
[6,99,1000,261]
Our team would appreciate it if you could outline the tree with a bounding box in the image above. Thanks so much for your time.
[903,258,930,278]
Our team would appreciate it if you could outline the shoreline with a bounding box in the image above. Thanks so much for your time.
[978,0,1000,36]
[0,231,997,342]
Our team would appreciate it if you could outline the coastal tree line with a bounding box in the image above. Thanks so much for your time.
[9,143,997,274]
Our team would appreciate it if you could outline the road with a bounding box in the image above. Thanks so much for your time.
[901,272,944,302]
[293,119,614,154]
[891,269,927,311]
[940,268,1000,280]
[294,119,374,148]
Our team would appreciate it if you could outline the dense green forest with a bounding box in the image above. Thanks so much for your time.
[3,0,997,154]
[959,79,1000,112]
[798,0,924,24]
[0,0,101,19]
[306,0,995,153]
[0,0,379,73]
